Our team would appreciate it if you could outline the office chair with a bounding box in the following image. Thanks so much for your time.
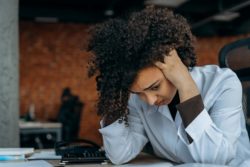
[218,37,250,136]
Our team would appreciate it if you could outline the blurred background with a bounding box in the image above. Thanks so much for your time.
[1,0,250,148]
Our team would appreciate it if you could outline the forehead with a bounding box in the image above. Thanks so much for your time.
[131,66,163,91]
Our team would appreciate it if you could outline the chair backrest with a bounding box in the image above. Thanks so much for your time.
[218,37,250,133]
[219,38,250,80]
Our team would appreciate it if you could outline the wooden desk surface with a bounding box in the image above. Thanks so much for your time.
[46,153,174,167]
[27,149,229,167]
[46,153,229,167]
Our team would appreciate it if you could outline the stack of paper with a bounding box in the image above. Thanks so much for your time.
[0,160,53,167]
[27,150,61,160]
[0,148,34,161]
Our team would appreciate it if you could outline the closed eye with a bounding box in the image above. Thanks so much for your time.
[150,84,160,91]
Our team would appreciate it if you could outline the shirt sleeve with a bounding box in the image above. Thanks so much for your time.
[99,96,148,165]
[176,95,204,143]
[176,94,204,128]
[177,75,243,165]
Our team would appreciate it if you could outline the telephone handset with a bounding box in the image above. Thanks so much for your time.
[55,139,108,164]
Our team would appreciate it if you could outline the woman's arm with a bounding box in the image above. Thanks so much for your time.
[99,95,148,165]
[155,50,244,164]
[155,49,202,141]
[181,77,242,164]
[155,49,200,103]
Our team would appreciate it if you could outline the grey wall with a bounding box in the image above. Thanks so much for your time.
[0,0,19,147]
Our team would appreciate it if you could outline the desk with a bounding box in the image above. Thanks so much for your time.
[0,151,230,167]
[46,152,173,166]
[19,121,62,142]
[19,121,62,149]
[43,153,229,167]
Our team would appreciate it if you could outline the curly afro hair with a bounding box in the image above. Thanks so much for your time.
[88,5,197,125]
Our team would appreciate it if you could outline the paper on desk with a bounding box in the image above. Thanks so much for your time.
[0,160,53,167]
[0,148,34,156]
[28,150,61,160]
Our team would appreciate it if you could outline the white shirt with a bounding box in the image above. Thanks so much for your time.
[99,65,250,166]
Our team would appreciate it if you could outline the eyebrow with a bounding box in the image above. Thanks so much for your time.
[129,80,160,94]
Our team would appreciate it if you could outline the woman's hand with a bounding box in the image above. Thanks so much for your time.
[154,50,200,102]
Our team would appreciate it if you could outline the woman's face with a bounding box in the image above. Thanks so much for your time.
[130,66,177,106]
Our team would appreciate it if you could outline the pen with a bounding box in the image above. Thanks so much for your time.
[0,155,25,161]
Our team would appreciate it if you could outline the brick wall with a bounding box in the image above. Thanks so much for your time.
[19,22,101,144]
[19,21,250,145]
[196,34,250,65]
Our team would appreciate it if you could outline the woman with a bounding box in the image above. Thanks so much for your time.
[88,6,250,166]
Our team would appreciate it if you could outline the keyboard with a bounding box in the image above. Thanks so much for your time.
[60,150,108,164]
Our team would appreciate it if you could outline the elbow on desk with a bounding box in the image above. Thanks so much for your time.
[105,146,140,165]
[105,151,135,165]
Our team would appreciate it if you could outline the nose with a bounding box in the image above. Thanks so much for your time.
[145,93,157,105]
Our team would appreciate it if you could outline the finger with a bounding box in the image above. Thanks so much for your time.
[169,49,175,55]
[154,61,165,69]
[169,49,178,57]
[163,54,169,63]
[164,49,180,63]
[163,53,172,63]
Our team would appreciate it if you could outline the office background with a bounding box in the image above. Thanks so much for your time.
[19,23,250,146]
[1,0,250,147]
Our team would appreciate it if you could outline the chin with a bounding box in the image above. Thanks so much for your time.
[159,99,171,106]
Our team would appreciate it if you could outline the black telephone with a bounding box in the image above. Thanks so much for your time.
[55,139,108,164]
